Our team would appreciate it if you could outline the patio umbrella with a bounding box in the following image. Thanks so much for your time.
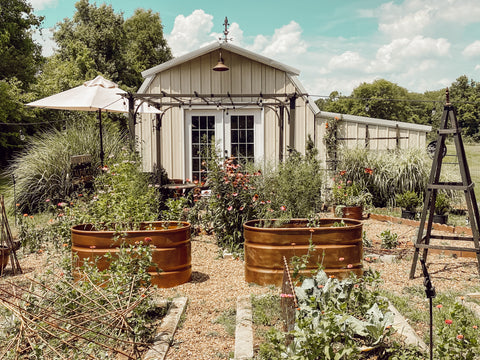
[27,75,158,165]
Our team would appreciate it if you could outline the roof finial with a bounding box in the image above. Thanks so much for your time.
[220,16,230,43]
[445,87,451,105]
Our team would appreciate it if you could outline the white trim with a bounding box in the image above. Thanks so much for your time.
[141,43,300,78]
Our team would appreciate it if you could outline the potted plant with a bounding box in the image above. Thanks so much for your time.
[433,192,451,224]
[332,176,372,220]
[395,191,422,220]
[69,150,191,288]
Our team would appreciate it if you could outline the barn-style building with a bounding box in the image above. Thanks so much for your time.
[134,42,431,180]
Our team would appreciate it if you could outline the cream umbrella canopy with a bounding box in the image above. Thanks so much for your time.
[27,75,158,165]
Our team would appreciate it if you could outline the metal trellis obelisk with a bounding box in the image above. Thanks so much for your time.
[410,89,480,279]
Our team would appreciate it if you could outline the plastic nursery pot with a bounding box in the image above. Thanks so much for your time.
[244,218,363,286]
[432,214,448,224]
[401,209,416,220]
[71,221,191,288]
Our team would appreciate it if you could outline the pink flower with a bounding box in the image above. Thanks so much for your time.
[445,319,453,325]
[457,334,464,340]
[347,264,353,269]
[280,293,294,298]
[144,237,152,242]
[239,206,244,211]
[227,206,233,211]
[280,205,287,211]
[339,257,345,261]
[232,192,238,197]
[45,199,50,202]
[473,325,478,329]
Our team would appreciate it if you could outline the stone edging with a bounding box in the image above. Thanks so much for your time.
[369,213,476,258]
[143,297,188,360]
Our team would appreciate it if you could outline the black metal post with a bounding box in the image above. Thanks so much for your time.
[421,258,436,360]
[12,174,16,226]
[98,109,104,166]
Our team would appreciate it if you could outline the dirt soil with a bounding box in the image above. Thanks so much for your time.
[2,217,480,359]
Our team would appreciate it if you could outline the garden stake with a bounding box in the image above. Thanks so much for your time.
[421,258,436,360]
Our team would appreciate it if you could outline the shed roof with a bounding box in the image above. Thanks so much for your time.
[141,42,301,78]
[318,111,432,132]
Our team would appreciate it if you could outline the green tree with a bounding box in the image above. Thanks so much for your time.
[0,0,44,166]
[316,79,441,128]
[52,0,127,86]
[124,8,172,89]
[449,75,480,139]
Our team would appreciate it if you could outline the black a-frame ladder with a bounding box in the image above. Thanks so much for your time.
[410,89,480,279]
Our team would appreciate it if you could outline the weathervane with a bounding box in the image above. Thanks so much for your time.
[219,16,232,43]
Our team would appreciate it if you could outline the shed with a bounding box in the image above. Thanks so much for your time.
[135,42,431,180]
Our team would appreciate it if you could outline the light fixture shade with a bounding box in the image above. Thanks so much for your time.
[213,53,229,71]
[213,59,229,71]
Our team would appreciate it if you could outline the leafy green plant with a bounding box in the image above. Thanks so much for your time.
[435,192,452,215]
[331,171,372,207]
[379,229,399,249]
[395,191,422,212]
[260,269,396,359]
[68,148,160,231]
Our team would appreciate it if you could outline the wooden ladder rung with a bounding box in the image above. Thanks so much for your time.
[415,244,479,253]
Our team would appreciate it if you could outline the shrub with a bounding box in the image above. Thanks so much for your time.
[6,118,125,213]
[202,138,325,252]
[434,192,452,215]
[66,149,160,230]
[395,191,422,212]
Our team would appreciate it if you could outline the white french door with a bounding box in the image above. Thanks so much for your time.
[185,108,263,181]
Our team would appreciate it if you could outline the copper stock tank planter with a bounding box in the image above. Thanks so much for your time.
[71,221,191,288]
[244,218,363,286]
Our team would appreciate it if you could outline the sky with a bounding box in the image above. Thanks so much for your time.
[30,0,480,98]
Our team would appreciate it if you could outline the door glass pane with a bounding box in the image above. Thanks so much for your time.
[230,115,254,164]
[192,115,215,182]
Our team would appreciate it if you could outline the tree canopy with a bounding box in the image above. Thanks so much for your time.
[0,0,44,166]
[316,77,480,139]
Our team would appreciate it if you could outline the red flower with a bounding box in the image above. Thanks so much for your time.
[364,167,374,175]
[144,237,152,243]
[457,334,464,340]
[473,325,478,329]
[339,170,346,176]
[280,205,287,211]
[445,319,453,325]
[436,304,443,309]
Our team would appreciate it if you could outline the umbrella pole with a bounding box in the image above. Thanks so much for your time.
[98,109,105,166]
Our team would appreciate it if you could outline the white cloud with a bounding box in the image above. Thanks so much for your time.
[166,10,216,56]
[369,36,450,73]
[475,65,480,71]
[29,0,57,11]
[328,51,367,70]
[260,21,307,58]
[463,41,480,58]
[376,0,480,39]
